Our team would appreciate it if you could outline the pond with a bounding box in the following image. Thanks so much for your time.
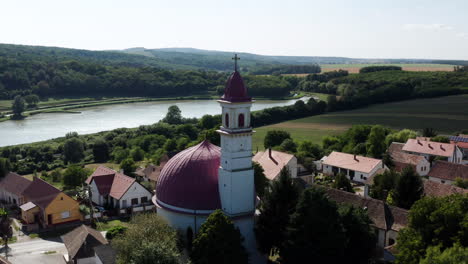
[0,97,307,147]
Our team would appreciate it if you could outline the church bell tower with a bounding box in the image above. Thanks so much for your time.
[217,54,255,216]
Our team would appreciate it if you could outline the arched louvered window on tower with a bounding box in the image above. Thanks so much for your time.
[225,113,229,128]
[238,113,245,127]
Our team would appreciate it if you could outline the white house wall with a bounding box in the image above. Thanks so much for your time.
[90,180,102,206]
[118,182,152,208]
[415,159,430,176]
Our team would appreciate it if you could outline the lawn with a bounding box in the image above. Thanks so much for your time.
[96,219,129,231]
[252,94,468,150]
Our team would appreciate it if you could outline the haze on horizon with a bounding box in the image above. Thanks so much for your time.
[1,0,468,60]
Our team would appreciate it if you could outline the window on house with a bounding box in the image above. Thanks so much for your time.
[131,198,138,205]
[389,238,395,246]
[225,113,229,128]
[141,197,148,204]
[61,211,70,219]
[122,200,127,208]
[238,114,245,127]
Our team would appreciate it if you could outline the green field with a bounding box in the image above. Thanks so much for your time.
[253,95,468,150]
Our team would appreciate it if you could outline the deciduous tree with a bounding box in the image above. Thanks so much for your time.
[63,137,85,163]
[264,130,291,149]
[393,166,423,209]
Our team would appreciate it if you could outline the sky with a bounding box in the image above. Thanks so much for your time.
[1,0,468,60]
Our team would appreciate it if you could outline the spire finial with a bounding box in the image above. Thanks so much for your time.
[232,54,240,72]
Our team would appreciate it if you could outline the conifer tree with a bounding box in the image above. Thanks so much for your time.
[190,210,248,264]
[255,167,300,256]
[393,166,423,209]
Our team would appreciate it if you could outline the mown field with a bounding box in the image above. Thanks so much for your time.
[252,94,468,150]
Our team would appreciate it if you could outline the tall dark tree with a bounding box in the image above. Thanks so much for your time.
[24,94,40,108]
[0,158,11,178]
[11,95,25,117]
[120,158,136,177]
[253,162,268,198]
[162,105,183,124]
[366,125,387,158]
[264,130,291,149]
[370,169,400,201]
[190,210,248,264]
[281,187,346,263]
[393,166,423,209]
[63,165,89,189]
[0,208,12,259]
[332,173,354,193]
[422,128,437,137]
[92,138,109,162]
[63,137,85,163]
[339,205,376,264]
[255,167,300,256]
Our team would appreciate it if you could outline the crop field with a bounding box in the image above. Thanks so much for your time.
[252,94,468,150]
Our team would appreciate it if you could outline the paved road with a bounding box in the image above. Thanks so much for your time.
[6,238,67,264]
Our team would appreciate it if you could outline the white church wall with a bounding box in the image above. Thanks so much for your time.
[157,206,208,234]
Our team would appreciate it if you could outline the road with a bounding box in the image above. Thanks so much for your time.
[5,237,67,264]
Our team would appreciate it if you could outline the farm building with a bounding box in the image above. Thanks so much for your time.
[427,161,468,185]
[61,224,108,264]
[449,134,468,164]
[402,139,463,164]
[0,172,32,205]
[134,155,168,184]
[325,187,408,249]
[423,180,468,197]
[85,166,152,210]
[321,151,387,183]
[20,177,81,228]
[388,142,430,176]
[252,149,297,180]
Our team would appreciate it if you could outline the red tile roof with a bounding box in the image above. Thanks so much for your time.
[389,142,427,166]
[22,177,61,209]
[427,161,468,181]
[135,161,166,182]
[0,172,32,197]
[252,150,295,180]
[325,187,408,231]
[423,180,468,197]
[403,139,456,158]
[86,166,136,200]
[322,152,382,174]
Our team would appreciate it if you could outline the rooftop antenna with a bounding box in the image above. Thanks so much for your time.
[232,54,240,72]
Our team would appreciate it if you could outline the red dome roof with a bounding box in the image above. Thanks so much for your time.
[156,140,222,211]
[221,71,251,102]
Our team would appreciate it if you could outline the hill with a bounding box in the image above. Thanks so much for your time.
[252,94,468,150]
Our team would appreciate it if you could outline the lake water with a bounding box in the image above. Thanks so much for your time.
[0,98,307,147]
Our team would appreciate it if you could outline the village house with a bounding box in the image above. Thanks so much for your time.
[20,177,81,228]
[449,134,468,164]
[61,224,109,264]
[321,151,387,183]
[402,139,463,164]
[427,160,468,185]
[325,188,408,250]
[0,172,32,205]
[85,166,152,210]
[423,180,468,197]
[252,149,297,180]
[134,155,168,184]
[388,142,430,176]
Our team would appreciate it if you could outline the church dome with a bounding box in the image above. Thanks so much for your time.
[156,140,221,211]
[221,71,251,102]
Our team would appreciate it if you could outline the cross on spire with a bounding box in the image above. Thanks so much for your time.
[232,54,240,72]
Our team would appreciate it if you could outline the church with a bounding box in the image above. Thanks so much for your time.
[152,55,261,260]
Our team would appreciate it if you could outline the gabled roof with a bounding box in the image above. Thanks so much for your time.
[86,166,136,200]
[427,161,468,181]
[322,151,382,174]
[94,244,116,264]
[325,187,408,231]
[252,150,295,180]
[423,180,468,197]
[0,172,32,197]
[22,177,61,209]
[135,159,167,182]
[388,142,427,166]
[403,139,456,157]
[61,225,107,260]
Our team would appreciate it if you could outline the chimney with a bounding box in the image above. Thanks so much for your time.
[269,149,278,165]
[417,139,422,145]
[440,144,445,151]
[354,154,358,161]
[428,143,433,149]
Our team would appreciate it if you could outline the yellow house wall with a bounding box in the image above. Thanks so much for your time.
[45,193,82,225]
[21,206,40,224]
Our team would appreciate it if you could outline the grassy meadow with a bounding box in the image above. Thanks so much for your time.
[252,94,468,150]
